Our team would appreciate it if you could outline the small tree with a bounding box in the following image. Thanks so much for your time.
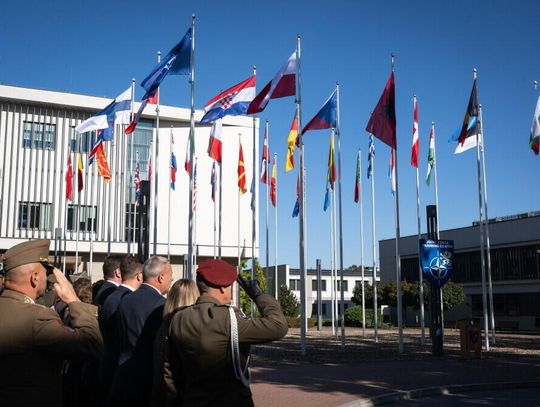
[442,280,465,311]
[239,259,267,317]
[278,284,300,317]
[351,281,383,308]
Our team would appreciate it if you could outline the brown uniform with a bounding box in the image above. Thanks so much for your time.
[168,293,288,407]
[0,289,103,407]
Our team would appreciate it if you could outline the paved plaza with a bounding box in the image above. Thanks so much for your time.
[250,328,540,406]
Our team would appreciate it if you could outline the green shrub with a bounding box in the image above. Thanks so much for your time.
[285,316,316,328]
[344,305,383,328]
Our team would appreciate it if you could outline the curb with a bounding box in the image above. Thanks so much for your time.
[338,380,540,407]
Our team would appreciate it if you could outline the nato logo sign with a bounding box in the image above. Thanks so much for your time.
[419,239,454,287]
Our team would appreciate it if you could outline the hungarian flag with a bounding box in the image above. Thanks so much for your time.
[426,126,436,186]
[302,89,337,134]
[237,141,247,194]
[270,155,277,207]
[77,154,84,192]
[260,124,269,183]
[366,72,396,149]
[247,52,296,114]
[65,155,73,201]
[170,133,177,190]
[207,119,223,163]
[411,97,419,167]
[327,132,336,190]
[354,149,361,203]
[529,94,540,155]
[285,111,298,172]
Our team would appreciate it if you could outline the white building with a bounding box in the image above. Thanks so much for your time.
[0,84,259,281]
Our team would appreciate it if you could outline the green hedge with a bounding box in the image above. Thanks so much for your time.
[285,316,316,328]
[345,306,383,328]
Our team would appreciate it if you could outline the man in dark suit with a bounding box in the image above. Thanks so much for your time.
[112,255,173,407]
[93,254,124,308]
[100,255,143,405]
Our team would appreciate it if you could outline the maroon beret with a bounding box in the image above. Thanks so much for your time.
[196,259,237,287]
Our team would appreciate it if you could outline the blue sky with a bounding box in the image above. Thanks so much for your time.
[1,0,539,269]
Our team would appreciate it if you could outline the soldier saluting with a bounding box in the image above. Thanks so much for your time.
[167,259,288,407]
[0,239,103,407]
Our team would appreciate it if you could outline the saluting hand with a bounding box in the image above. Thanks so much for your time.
[237,275,263,300]
[52,268,81,304]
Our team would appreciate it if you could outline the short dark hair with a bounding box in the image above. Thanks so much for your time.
[103,254,124,279]
[120,255,143,280]
[73,278,92,304]
[196,274,221,294]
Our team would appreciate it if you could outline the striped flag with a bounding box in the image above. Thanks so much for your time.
[238,141,247,194]
[65,155,73,201]
[426,126,436,185]
[327,132,336,190]
[411,97,419,167]
[211,161,217,202]
[170,132,177,190]
[285,111,298,172]
[367,135,375,179]
[270,155,277,207]
[207,119,223,163]
[354,150,361,203]
[77,153,84,192]
[530,93,540,155]
[260,124,269,183]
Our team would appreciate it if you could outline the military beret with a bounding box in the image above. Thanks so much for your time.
[1,239,51,273]
[196,259,237,287]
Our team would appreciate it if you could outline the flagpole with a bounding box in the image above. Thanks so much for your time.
[414,96,426,346]
[213,161,217,259]
[193,158,198,268]
[274,153,278,299]
[251,66,257,317]
[152,51,162,257]
[167,126,172,259]
[128,78,135,254]
[358,149,366,338]
[265,121,270,293]
[187,15,196,278]
[238,135,242,287]
[369,136,379,343]
[218,161,223,259]
[296,34,307,355]
[330,177,336,336]
[133,151,139,257]
[473,69,490,351]
[479,104,496,344]
[89,161,96,276]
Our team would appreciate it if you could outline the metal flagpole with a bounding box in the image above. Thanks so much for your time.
[107,138,113,255]
[133,151,139,256]
[75,132,81,274]
[218,161,223,259]
[187,15,196,278]
[251,66,257,317]
[193,158,198,267]
[390,55,404,354]
[358,149,366,338]
[479,104,496,344]
[274,153,278,299]
[296,34,308,355]
[369,136,379,343]
[213,160,217,259]
[473,69,490,351]
[336,83,346,347]
[333,183,338,335]
[127,78,135,254]
[152,51,161,256]
[265,121,270,293]
[89,160,96,277]
[330,176,336,336]
[238,136,242,282]
[414,96,426,346]
[167,126,173,259]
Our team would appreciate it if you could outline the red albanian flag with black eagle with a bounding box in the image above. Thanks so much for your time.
[366,72,396,149]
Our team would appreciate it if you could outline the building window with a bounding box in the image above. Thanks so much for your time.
[67,205,97,232]
[312,279,327,291]
[335,280,348,292]
[71,127,96,153]
[289,279,301,291]
[18,201,52,230]
[23,121,56,150]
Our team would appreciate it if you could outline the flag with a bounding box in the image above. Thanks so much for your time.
[65,155,73,201]
[260,125,269,183]
[285,111,298,172]
[529,94,540,155]
[211,161,217,202]
[77,153,84,192]
[170,133,177,190]
[148,156,152,180]
[327,132,336,190]
[250,178,256,212]
[141,28,192,99]
[453,121,481,154]
[88,130,111,182]
[302,89,337,134]
[292,174,299,217]
[354,150,361,203]
[207,119,223,163]
[75,87,132,140]
[125,91,158,135]
[185,136,191,174]
[411,97,419,167]
[455,78,480,147]
[426,126,436,186]
[200,75,256,124]
[323,181,330,212]
[367,134,375,179]
[366,72,396,149]
[270,155,277,207]
[238,141,247,194]
[134,159,141,207]
[193,160,198,212]
[389,149,396,194]
[247,52,296,114]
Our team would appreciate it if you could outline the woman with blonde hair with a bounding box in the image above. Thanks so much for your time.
[152,279,199,407]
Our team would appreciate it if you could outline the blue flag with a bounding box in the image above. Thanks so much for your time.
[323,182,330,211]
[292,199,299,218]
[141,28,192,99]
[302,89,337,135]
[367,134,375,179]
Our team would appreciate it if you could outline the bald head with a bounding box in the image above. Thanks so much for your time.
[4,262,47,300]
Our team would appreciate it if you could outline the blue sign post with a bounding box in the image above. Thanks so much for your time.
[420,239,454,288]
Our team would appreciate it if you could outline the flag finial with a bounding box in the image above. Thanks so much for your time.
[473,68,477,80]
[391,53,395,72]
[534,80,538,91]
[432,121,435,126]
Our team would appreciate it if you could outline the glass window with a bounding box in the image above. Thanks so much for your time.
[289,279,300,291]
[70,127,95,153]
[312,280,327,291]
[335,280,348,292]
[17,201,52,230]
[67,205,97,232]
[22,121,55,150]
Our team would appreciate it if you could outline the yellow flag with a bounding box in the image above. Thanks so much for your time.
[285,111,298,172]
